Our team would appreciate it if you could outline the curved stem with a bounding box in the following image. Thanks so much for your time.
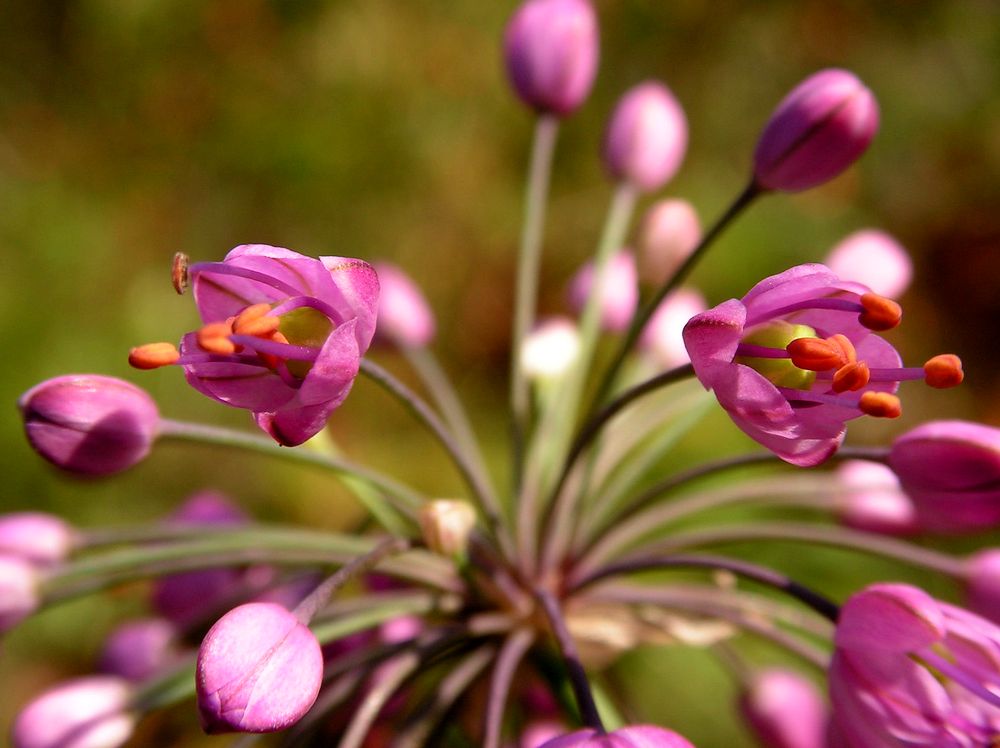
[574,553,841,622]
[537,364,696,574]
[591,181,761,409]
[622,521,967,578]
[483,628,535,748]
[511,115,561,485]
[359,359,512,557]
[158,418,423,521]
[536,587,605,732]
[517,183,638,573]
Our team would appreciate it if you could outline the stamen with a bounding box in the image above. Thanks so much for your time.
[832,361,870,393]
[187,262,302,299]
[269,295,346,326]
[747,297,862,326]
[227,335,320,362]
[859,391,902,418]
[197,322,238,355]
[858,293,902,331]
[234,305,280,337]
[734,343,789,359]
[129,342,180,370]
[787,334,856,372]
[924,354,964,389]
[776,388,861,410]
[172,252,189,295]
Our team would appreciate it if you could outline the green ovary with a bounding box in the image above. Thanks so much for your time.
[735,321,818,391]
[279,307,333,378]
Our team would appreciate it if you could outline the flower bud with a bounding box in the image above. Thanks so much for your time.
[373,262,436,348]
[99,618,179,682]
[520,317,581,381]
[419,499,477,557]
[504,0,599,117]
[604,81,688,192]
[753,69,879,192]
[964,549,1000,624]
[0,555,40,632]
[539,724,695,747]
[640,289,706,369]
[568,251,638,332]
[11,675,135,748]
[889,420,1000,533]
[638,199,701,286]
[19,374,160,477]
[825,229,912,298]
[834,460,917,536]
[740,669,826,748]
[0,512,75,565]
[197,602,323,733]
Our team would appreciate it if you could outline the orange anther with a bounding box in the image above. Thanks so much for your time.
[234,313,279,338]
[859,391,902,419]
[197,322,237,355]
[129,342,180,370]
[924,354,964,389]
[832,361,870,393]
[859,293,902,331]
[172,252,189,295]
[787,334,856,371]
[234,303,272,326]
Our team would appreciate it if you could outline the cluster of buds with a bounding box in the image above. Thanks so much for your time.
[8,1,999,747]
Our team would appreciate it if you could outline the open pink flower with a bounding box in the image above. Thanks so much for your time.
[130,245,378,446]
[830,583,1000,746]
[682,264,960,466]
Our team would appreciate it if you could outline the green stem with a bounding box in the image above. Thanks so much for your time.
[591,180,761,408]
[517,183,638,573]
[359,359,512,558]
[158,418,424,519]
[511,114,561,485]
[620,521,967,578]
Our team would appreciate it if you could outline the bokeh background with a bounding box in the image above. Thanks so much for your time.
[2,0,999,744]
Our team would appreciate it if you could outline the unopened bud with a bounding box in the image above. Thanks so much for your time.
[419,500,477,557]
[638,199,701,285]
[825,230,912,298]
[11,676,135,748]
[373,262,436,348]
[0,555,40,633]
[521,317,581,381]
[567,251,638,332]
[0,513,75,565]
[604,81,687,192]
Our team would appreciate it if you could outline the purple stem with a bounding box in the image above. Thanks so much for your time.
[483,628,534,748]
[189,261,303,298]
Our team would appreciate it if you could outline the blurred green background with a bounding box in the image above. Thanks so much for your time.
[1,0,999,744]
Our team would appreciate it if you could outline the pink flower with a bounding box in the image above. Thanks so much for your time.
[889,420,1000,533]
[131,245,379,446]
[604,82,688,192]
[373,262,436,347]
[538,724,696,747]
[825,229,912,299]
[504,0,599,117]
[682,264,959,466]
[568,251,638,332]
[740,669,826,748]
[833,460,917,536]
[753,69,879,192]
[19,374,160,476]
[829,583,1000,747]
[196,602,323,733]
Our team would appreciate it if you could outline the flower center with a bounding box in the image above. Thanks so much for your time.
[734,321,819,391]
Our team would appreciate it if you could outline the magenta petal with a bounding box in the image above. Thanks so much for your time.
[682,299,746,386]
[320,257,380,352]
[836,583,945,653]
[180,335,297,412]
[255,398,345,448]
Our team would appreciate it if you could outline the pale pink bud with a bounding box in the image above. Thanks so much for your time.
[0,512,75,565]
[419,499,477,557]
[520,317,581,381]
[196,602,323,733]
[740,669,826,748]
[99,618,179,682]
[0,555,40,632]
[964,549,1000,624]
[504,0,599,117]
[568,251,638,332]
[639,289,706,369]
[373,262,436,347]
[604,81,688,192]
[834,460,917,536]
[753,69,879,192]
[539,724,695,747]
[11,676,135,748]
[19,374,160,477]
[638,199,701,285]
[825,229,912,298]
